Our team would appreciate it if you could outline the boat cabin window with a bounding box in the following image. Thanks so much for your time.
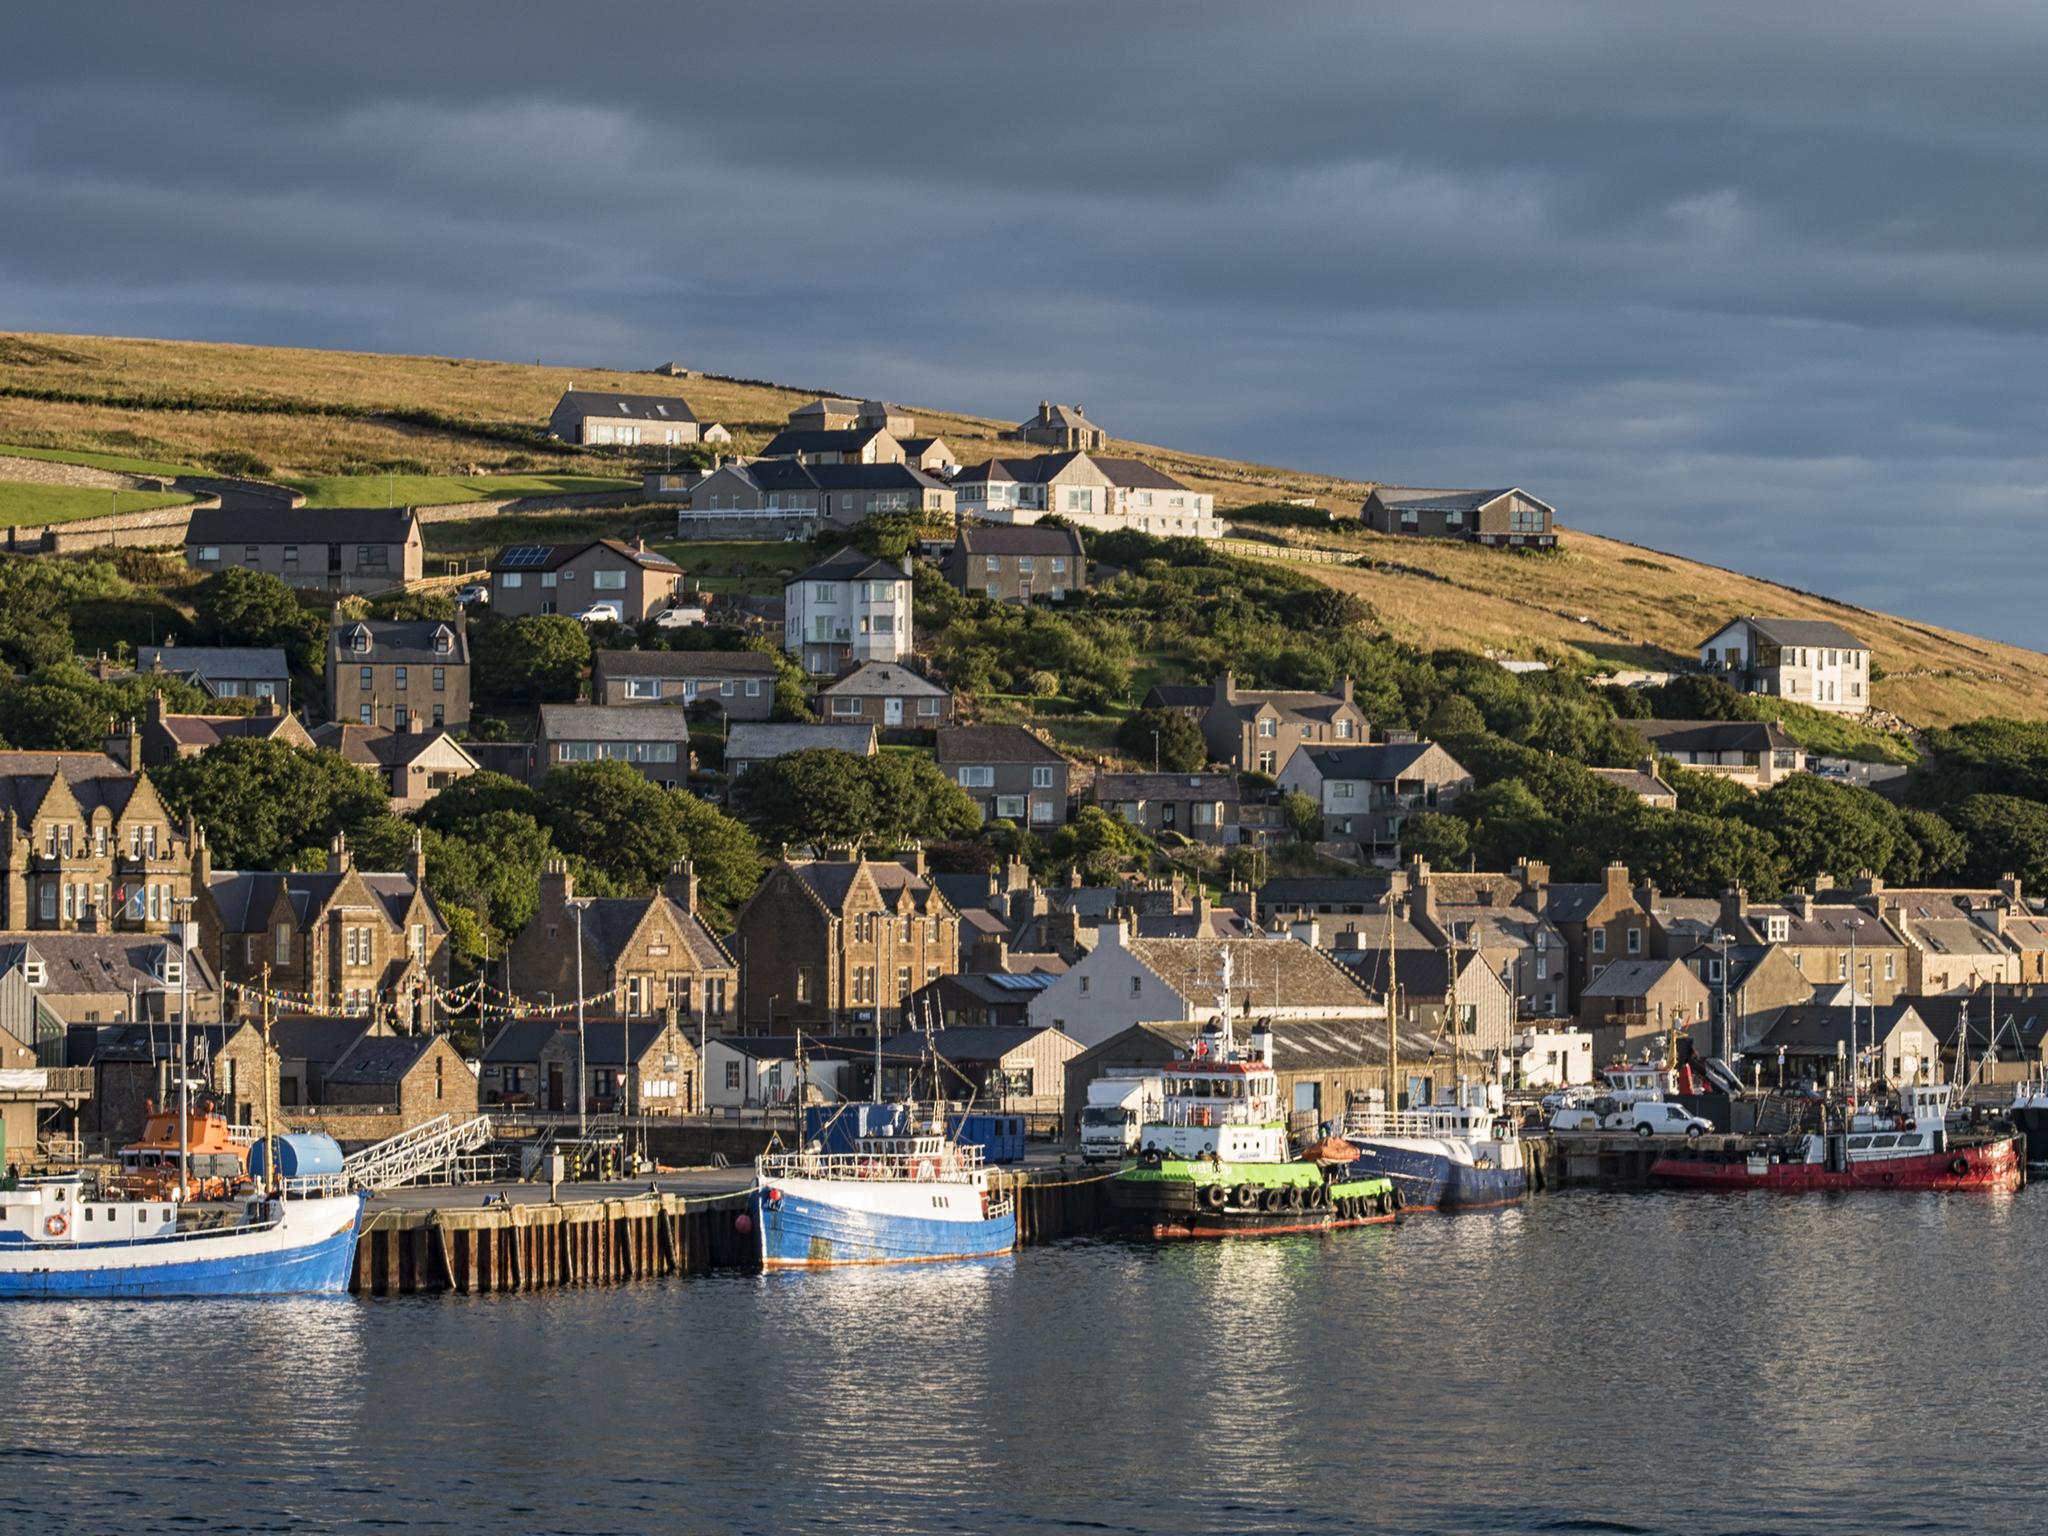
[1897,1133,1923,1148]
[1847,1136,1871,1150]
[1869,1134,1898,1149]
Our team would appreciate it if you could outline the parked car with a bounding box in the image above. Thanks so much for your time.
[574,601,623,625]
[652,604,708,630]
[1550,1096,1712,1137]
[454,584,489,607]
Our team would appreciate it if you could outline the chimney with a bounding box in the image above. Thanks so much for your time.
[255,695,281,719]
[1003,855,1030,894]
[664,858,698,914]
[901,844,926,878]
[1214,671,1237,707]
[327,831,351,875]
[1854,870,1884,899]
[1602,862,1630,906]
[541,857,573,910]
[405,829,426,885]
[900,551,913,577]
[1812,872,1835,893]
[1719,885,1746,936]
[1339,674,1354,703]
[1040,400,1050,415]
[969,934,1009,974]
[1797,889,1815,923]
[104,718,139,772]
[2001,874,2024,909]
[1067,865,1082,890]
[1194,886,1214,934]
[1409,858,1437,924]
[192,826,211,892]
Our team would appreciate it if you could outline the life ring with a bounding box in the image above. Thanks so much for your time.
[43,1213,66,1238]
[1232,1182,1258,1210]
[1951,1157,1971,1176]
[1201,1183,1227,1210]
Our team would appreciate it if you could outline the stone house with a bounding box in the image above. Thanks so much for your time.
[69,1019,280,1145]
[1576,958,1714,1066]
[1617,719,1806,790]
[592,649,778,716]
[897,437,956,474]
[1360,486,1557,548]
[1275,741,1472,855]
[1753,1003,1935,1089]
[135,645,292,706]
[1589,762,1679,809]
[0,748,199,934]
[783,548,915,676]
[0,980,90,1165]
[1697,616,1872,716]
[725,722,877,780]
[936,726,1070,829]
[536,704,693,790]
[0,931,222,1026]
[488,538,685,624]
[316,1031,475,1131]
[1327,939,1519,1064]
[187,506,423,594]
[1731,889,1910,1005]
[819,663,953,731]
[308,724,479,811]
[509,861,736,1026]
[1025,926,1379,1049]
[730,852,960,1036]
[945,523,1087,604]
[1527,862,1655,1006]
[122,695,313,768]
[876,1024,1082,1120]
[481,1015,700,1116]
[546,388,699,446]
[1092,771,1242,847]
[326,615,470,733]
[270,1016,389,1108]
[1012,401,1106,450]
[1402,869,1572,1021]
[200,832,448,1023]
[1199,673,1369,776]
[788,398,914,436]
[759,426,905,465]
[1862,890,2020,995]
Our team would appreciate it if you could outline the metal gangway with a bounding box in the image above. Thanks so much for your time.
[341,1114,497,1191]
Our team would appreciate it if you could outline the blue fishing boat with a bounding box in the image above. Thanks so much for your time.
[1342,1082,1528,1213]
[750,1132,1015,1269]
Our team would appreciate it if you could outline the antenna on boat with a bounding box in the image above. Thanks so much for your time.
[1384,888,1399,1118]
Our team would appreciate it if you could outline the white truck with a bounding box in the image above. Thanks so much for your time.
[1078,1074,1164,1163]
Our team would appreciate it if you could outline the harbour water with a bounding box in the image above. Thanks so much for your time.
[5,1188,2044,1535]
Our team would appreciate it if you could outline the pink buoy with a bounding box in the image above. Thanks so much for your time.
[734,1213,753,1234]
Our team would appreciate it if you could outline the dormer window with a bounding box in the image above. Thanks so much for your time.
[22,960,45,988]
[1766,915,1790,943]
[350,627,371,655]
[432,628,452,655]
[157,950,183,988]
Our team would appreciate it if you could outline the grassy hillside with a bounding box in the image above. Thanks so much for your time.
[0,484,194,528]
[0,329,2039,728]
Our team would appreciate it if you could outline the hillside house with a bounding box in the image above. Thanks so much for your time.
[122,695,312,767]
[135,646,291,706]
[783,548,914,676]
[1092,772,1242,847]
[547,389,699,446]
[1012,401,1105,450]
[725,723,877,779]
[788,398,914,437]
[536,704,692,789]
[591,650,777,716]
[0,749,199,934]
[819,663,953,730]
[936,726,1069,829]
[487,539,684,624]
[758,427,904,465]
[1617,719,1806,789]
[1275,741,1472,856]
[1697,616,1872,715]
[307,724,479,811]
[186,507,423,594]
[326,616,470,733]
[314,1032,476,1133]
[1577,957,1713,1066]
[1360,487,1557,548]
[1201,673,1369,776]
[945,524,1086,603]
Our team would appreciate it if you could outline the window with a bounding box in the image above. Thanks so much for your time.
[244,545,261,564]
[725,1061,742,1092]
[1534,955,1548,980]
[541,572,558,590]
[720,680,734,697]
[996,795,1026,819]
[832,696,862,717]
[1031,801,1056,824]
[960,766,994,788]
[627,679,660,700]
[1031,766,1054,789]
[502,572,523,589]
[1257,719,1277,738]
[359,705,373,726]
[196,546,220,562]
[985,555,1000,572]
[1591,929,1606,955]
[1626,928,1642,955]
[1079,976,1091,996]
[394,666,408,691]
[593,570,627,591]
[1130,976,1142,997]
[897,965,911,999]
[275,924,291,965]
[794,966,813,1004]
[359,666,373,692]
[433,667,446,692]
[358,545,389,572]
[1884,953,1896,981]
[745,680,762,697]
[918,698,940,717]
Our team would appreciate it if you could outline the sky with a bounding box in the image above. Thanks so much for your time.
[6,3,2048,645]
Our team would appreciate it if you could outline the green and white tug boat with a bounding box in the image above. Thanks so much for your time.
[1107,998,1397,1240]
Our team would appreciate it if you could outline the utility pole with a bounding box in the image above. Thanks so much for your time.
[573,900,588,1138]
[261,962,276,1196]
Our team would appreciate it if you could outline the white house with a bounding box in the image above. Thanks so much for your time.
[782,547,915,677]
[1696,616,1872,715]
[951,452,1221,539]
[701,1036,854,1111]
[1509,1028,1593,1089]
[1025,926,1381,1049]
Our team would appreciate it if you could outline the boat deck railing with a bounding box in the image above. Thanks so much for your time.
[759,1147,987,1182]
[1344,1109,1520,1140]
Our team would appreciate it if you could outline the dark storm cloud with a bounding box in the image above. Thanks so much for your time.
[5,2,2048,641]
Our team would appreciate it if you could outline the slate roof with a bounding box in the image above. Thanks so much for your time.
[269,1017,374,1065]
[308,724,477,771]
[1590,765,1676,800]
[933,872,1001,914]
[880,1024,1071,1064]
[487,539,680,575]
[726,723,877,761]
[1581,958,1697,998]
[1021,403,1100,430]
[325,1033,440,1086]
[1757,1003,1926,1053]
[955,523,1086,558]
[1072,1018,1449,1075]
[333,619,468,666]
[1123,936,1371,1010]
[554,389,698,425]
[1618,719,1798,755]
[157,713,301,751]
[1256,877,1394,911]
[898,437,951,458]
[759,427,896,459]
[952,454,1084,487]
[792,547,911,585]
[935,725,1066,765]
[0,752,150,823]
[926,972,1064,1007]
[0,933,220,995]
[1142,684,1213,712]
[1293,744,1456,782]
[205,869,436,936]
[570,893,732,971]
[820,663,950,699]
[480,1018,557,1064]
[1091,456,1190,492]
[539,704,694,743]
[1370,486,1550,515]
[190,507,416,545]
[1714,615,1869,652]
[1095,772,1242,803]
[67,1021,254,1066]
[594,649,776,680]
[137,646,289,684]
[791,858,949,917]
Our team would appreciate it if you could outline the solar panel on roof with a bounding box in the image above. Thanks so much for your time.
[498,545,552,568]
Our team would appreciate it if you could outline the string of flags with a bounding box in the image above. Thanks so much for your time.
[225,975,627,1020]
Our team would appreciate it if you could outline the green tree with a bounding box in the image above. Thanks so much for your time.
[865,753,982,846]
[416,814,556,963]
[1950,795,2048,889]
[1114,709,1207,772]
[1899,807,1969,885]
[1741,775,1905,887]
[735,749,880,850]
[1400,810,1471,868]
[1626,811,1783,899]
[1281,791,1323,844]
[196,566,308,648]
[1423,694,1488,740]
[152,738,390,869]
[1664,763,1753,819]
[1651,673,1756,722]
[1045,805,1152,880]
[537,760,762,912]
[472,615,591,703]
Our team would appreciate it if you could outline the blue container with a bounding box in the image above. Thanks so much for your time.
[947,1113,1026,1165]
[246,1133,346,1181]
[804,1103,909,1156]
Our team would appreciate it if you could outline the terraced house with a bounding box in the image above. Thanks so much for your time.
[731,852,960,1035]
[326,615,470,733]
[186,506,424,594]
[510,861,735,1026]
[591,649,777,717]
[199,832,448,1023]
[0,749,198,933]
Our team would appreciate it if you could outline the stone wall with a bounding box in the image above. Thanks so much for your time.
[283,1105,404,1148]
[7,496,219,556]
[0,453,170,491]
[410,490,646,525]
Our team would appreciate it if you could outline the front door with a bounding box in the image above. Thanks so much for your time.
[884,697,904,726]
[547,1063,565,1112]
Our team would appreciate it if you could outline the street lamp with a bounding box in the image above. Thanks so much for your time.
[571,898,589,1137]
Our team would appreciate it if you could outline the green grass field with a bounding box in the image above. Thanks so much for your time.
[0,483,194,528]
[0,442,198,478]
[651,539,808,595]
[285,472,640,509]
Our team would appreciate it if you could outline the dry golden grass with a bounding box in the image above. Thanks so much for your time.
[2,330,2040,726]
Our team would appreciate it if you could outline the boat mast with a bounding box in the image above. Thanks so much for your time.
[1384,892,1399,1116]
[177,914,190,1199]
[261,963,276,1197]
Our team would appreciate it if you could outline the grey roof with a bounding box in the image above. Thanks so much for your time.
[1295,743,1459,782]
[539,703,694,743]
[726,723,877,761]
[1590,766,1675,799]
[1141,684,1211,711]
[1071,1018,1451,1075]
[759,428,894,458]
[1257,877,1393,910]
[325,1033,441,1085]
[819,663,950,699]
[480,1018,556,1064]
[554,389,697,425]
[270,1017,374,1065]
[1370,486,1553,515]
[0,933,220,995]
[935,725,1066,765]
[568,893,731,971]
[789,858,947,917]
[1619,719,1799,755]
[1094,772,1242,804]
[933,873,999,914]
[487,539,680,575]
[792,547,912,585]
[1091,456,1190,492]
[1715,615,1869,652]
[0,752,152,823]
[1021,403,1100,429]
[67,1021,255,1066]
[480,1017,680,1066]
[594,649,776,679]
[955,523,1086,558]
[137,646,289,683]
[924,971,1063,1007]
[955,452,1095,486]
[1758,1003,1925,1053]
[205,868,436,936]
[189,506,417,545]
[1581,958,1696,998]
[308,723,477,770]
[880,1024,1071,1064]
[333,619,468,666]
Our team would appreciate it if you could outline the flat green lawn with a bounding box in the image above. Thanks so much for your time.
[0,442,199,478]
[286,473,640,509]
[0,483,193,528]
[651,539,809,595]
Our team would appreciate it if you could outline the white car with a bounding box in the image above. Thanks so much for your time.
[1549,1097,1712,1138]
[453,584,489,607]
[573,602,623,625]
[652,604,708,630]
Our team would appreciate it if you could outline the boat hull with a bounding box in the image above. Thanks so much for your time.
[752,1182,1016,1269]
[0,1195,367,1300]
[2009,1106,2048,1164]
[1108,1161,1396,1239]
[1343,1137,1529,1213]
[1652,1137,2022,1193]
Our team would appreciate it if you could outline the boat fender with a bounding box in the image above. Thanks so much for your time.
[1951,1156,1971,1176]
[1281,1184,1303,1211]
[1232,1182,1258,1210]
[1882,1172,1895,1185]
[1258,1186,1280,1212]
[43,1213,66,1238]
[1140,1149,1163,1170]
[1201,1183,1227,1210]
